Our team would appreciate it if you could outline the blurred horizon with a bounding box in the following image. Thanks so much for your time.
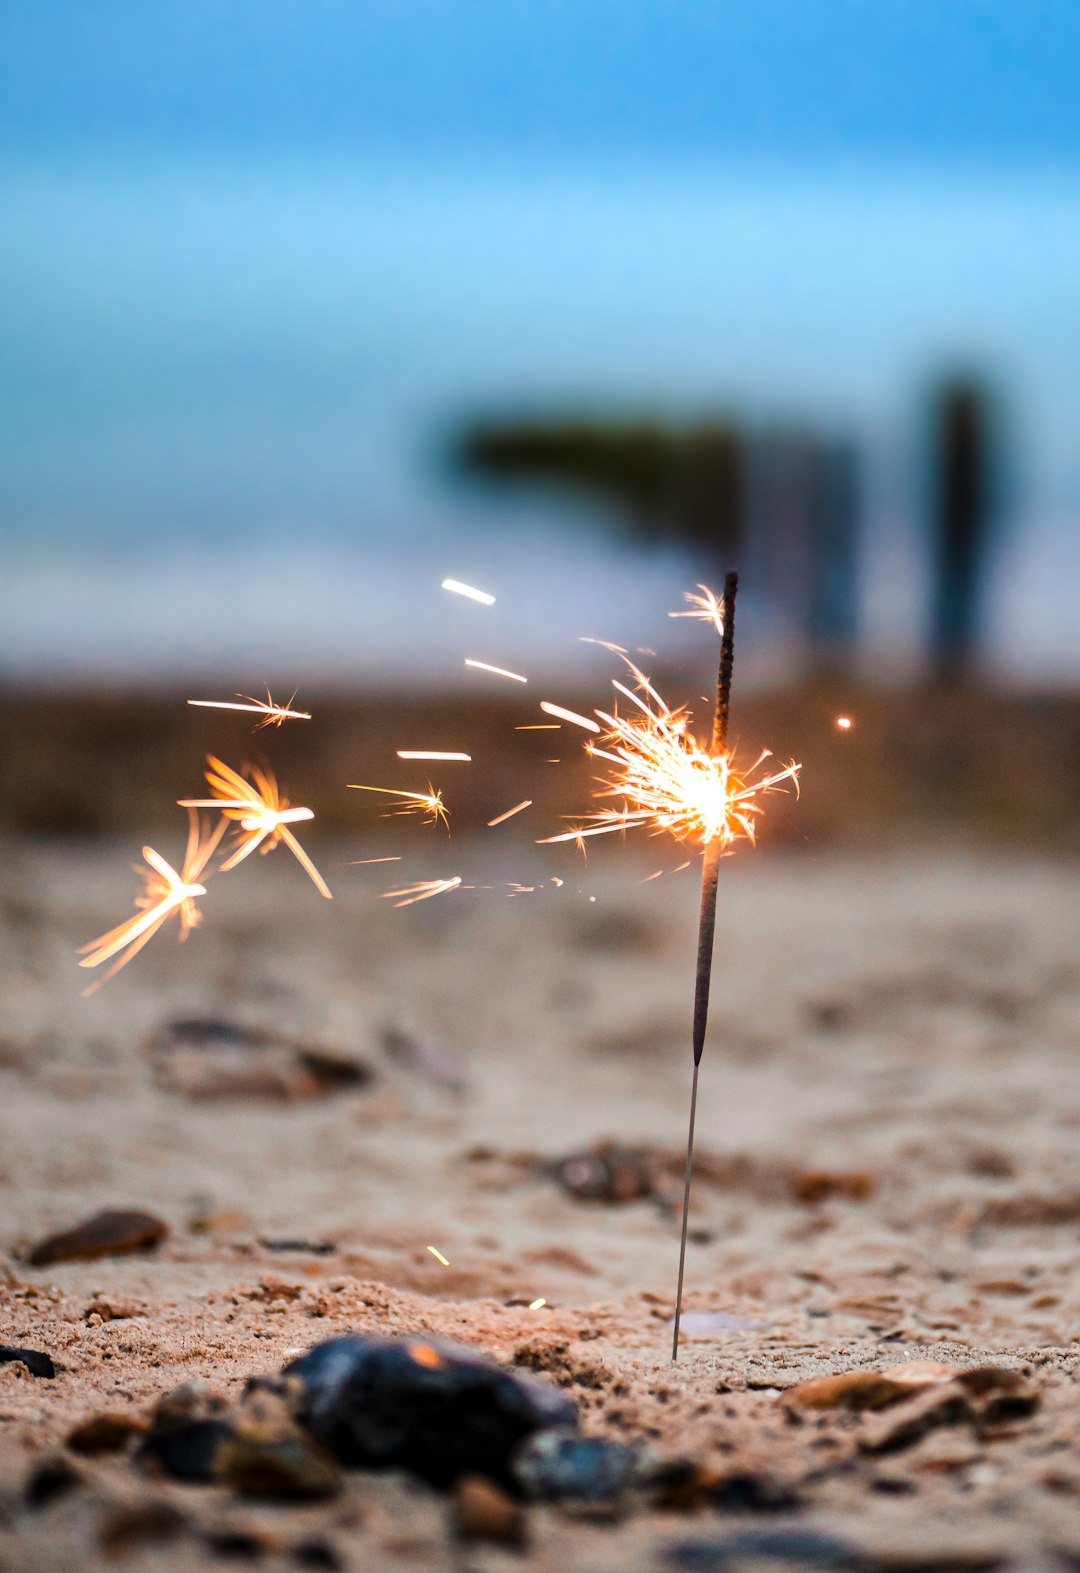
[3,3,1079,686]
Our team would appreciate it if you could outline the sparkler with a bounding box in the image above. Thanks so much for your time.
[464,658,527,683]
[78,810,225,992]
[668,583,726,634]
[186,690,311,728]
[538,574,799,1359]
[180,756,332,899]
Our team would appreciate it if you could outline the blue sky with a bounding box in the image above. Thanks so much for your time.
[5,1,1080,166]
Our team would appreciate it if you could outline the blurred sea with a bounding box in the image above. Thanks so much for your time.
[2,159,1079,687]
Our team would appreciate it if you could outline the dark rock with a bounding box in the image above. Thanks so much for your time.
[98,1500,187,1557]
[214,1430,342,1500]
[67,1411,145,1454]
[291,1539,343,1571]
[24,1455,81,1510]
[260,1238,337,1256]
[547,1143,659,1204]
[27,1208,167,1266]
[286,1334,578,1489]
[711,1471,802,1514]
[454,1474,528,1548]
[202,1529,267,1560]
[140,1418,236,1481]
[0,1345,55,1378]
[149,1016,372,1102]
[139,1381,236,1481]
[790,1169,875,1205]
[513,1429,652,1506]
[664,1529,863,1569]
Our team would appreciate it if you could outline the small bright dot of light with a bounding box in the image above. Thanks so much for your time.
[835,715,853,730]
[529,1298,547,1311]
[426,1245,450,1267]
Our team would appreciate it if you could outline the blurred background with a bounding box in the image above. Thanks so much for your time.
[2,1,1079,841]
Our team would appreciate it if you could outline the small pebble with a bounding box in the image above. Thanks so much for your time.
[27,1209,167,1267]
[0,1345,55,1378]
[454,1474,527,1548]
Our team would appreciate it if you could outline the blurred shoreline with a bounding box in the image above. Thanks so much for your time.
[2,681,1078,851]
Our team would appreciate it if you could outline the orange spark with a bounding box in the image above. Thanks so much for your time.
[835,714,853,730]
[515,723,561,730]
[538,657,799,849]
[539,701,600,733]
[382,876,463,908]
[347,856,402,865]
[180,757,331,899]
[186,689,310,728]
[487,799,532,827]
[465,658,527,683]
[78,811,225,993]
[668,583,725,635]
[441,578,495,605]
[348,782,448,828]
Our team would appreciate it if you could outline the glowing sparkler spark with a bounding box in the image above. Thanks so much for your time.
[537,657,799,850]
[180,757,332,899]
[78,811,225,992]
[382,876,463,908]
[465,658,527,683]
[426,1245,451,1266]
[528,1298,547,1310]
[487,800,532,827]
[186,690,311,728]
[348,783,448,828]
[668,583,726,635]
[539,701,601,733]
[835,714,853,730]
[441,578,495,605]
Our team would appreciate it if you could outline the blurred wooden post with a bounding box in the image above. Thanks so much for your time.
[929,381,992,683]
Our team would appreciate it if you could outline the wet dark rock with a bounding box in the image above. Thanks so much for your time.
[24,1455,81,1510]
[513,1428,653,1507]
[454,1473,528,1548]
[67,1411,145,1454]
[97,1500,187,1557]
[0,1345,55,1378]
[664,1529,863,1570]
[149,1016,372,1102]
[214,1429,342,1500]
[26,1208,168,1266]
[285,1333,578,1489]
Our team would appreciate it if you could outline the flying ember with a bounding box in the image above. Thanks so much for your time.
[186,690,311,728]
[180,757,332,899]
[441,578,495,605]
[348,783,448,828]
[464,658,528,683]
[78,810,225,992]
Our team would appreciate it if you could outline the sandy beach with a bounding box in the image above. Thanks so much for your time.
[3,814,1080,1568]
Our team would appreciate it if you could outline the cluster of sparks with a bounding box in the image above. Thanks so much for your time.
[79,577,807,980]
[539,656,800,851]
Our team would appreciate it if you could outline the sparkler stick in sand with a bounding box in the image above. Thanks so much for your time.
[536,573,799,1358]
[186,690,311,727]
[77,810,225,992]
[180,756,332,899]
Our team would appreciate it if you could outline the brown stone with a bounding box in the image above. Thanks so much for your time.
[454,1474,527,1548]
[67,1411,146,1455]
[27,1209,168,1266]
